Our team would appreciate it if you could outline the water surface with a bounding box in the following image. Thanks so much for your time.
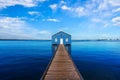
[72,41,120,80]
[0,41,120,80]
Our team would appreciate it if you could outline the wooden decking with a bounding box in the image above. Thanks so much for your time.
[41,44,83,80]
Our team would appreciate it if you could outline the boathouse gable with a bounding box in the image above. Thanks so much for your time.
[52,31,71,45]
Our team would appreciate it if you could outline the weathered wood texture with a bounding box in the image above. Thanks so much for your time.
[42,44,83,80]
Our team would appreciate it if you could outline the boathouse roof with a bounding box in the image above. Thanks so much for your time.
[52,31,71,37]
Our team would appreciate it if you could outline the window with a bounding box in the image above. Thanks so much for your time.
[55,38,57,42]
[66,38,68,42]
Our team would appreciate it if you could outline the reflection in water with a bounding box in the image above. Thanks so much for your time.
[52,44,71,55]
[52,44,59,55]
[65,44,71,55]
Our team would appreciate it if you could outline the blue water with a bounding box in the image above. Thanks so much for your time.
[0,41,120,80]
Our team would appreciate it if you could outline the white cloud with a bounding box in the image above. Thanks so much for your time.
[61,5,71,10]
[90,0,120,13]
[91,18,102,22]
[92,0,120,8]
[90,17,110,28]
[61,5,86,17]
[103,23,109,28]
[73,7,86,17]
[28,11,40,16]
[0,17,51,39]
[109,0,120,6]
[0,17,25,28]
[112,17,120,26]
[43,18,60,22]
[100,34,111,39]
[96,0,120,11]
[38,30,51,35]
[49,4,58,11]
[60,0,66,6]
[58,27,69,31]
[0,0,46,9]
[98,0,108,10]
[90,0,110,12]
[112,8,120,12]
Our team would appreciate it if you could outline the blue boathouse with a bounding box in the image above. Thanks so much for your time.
[52,31,71,45]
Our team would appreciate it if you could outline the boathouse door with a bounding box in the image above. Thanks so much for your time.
[60,38,63,44]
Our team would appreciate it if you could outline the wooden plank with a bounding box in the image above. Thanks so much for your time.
[41,44,83,80]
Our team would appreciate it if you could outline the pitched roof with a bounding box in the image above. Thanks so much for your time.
[52,31,71,37]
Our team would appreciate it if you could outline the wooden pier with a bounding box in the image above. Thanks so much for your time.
[41,44,83,80]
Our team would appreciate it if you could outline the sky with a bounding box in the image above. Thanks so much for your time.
[0,0,120,40]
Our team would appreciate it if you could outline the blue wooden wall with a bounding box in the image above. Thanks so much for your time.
[52,31,71,45]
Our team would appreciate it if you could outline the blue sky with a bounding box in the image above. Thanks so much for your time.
[0,0,120,39]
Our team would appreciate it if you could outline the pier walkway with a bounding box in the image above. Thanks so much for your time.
[41,44,83,80]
